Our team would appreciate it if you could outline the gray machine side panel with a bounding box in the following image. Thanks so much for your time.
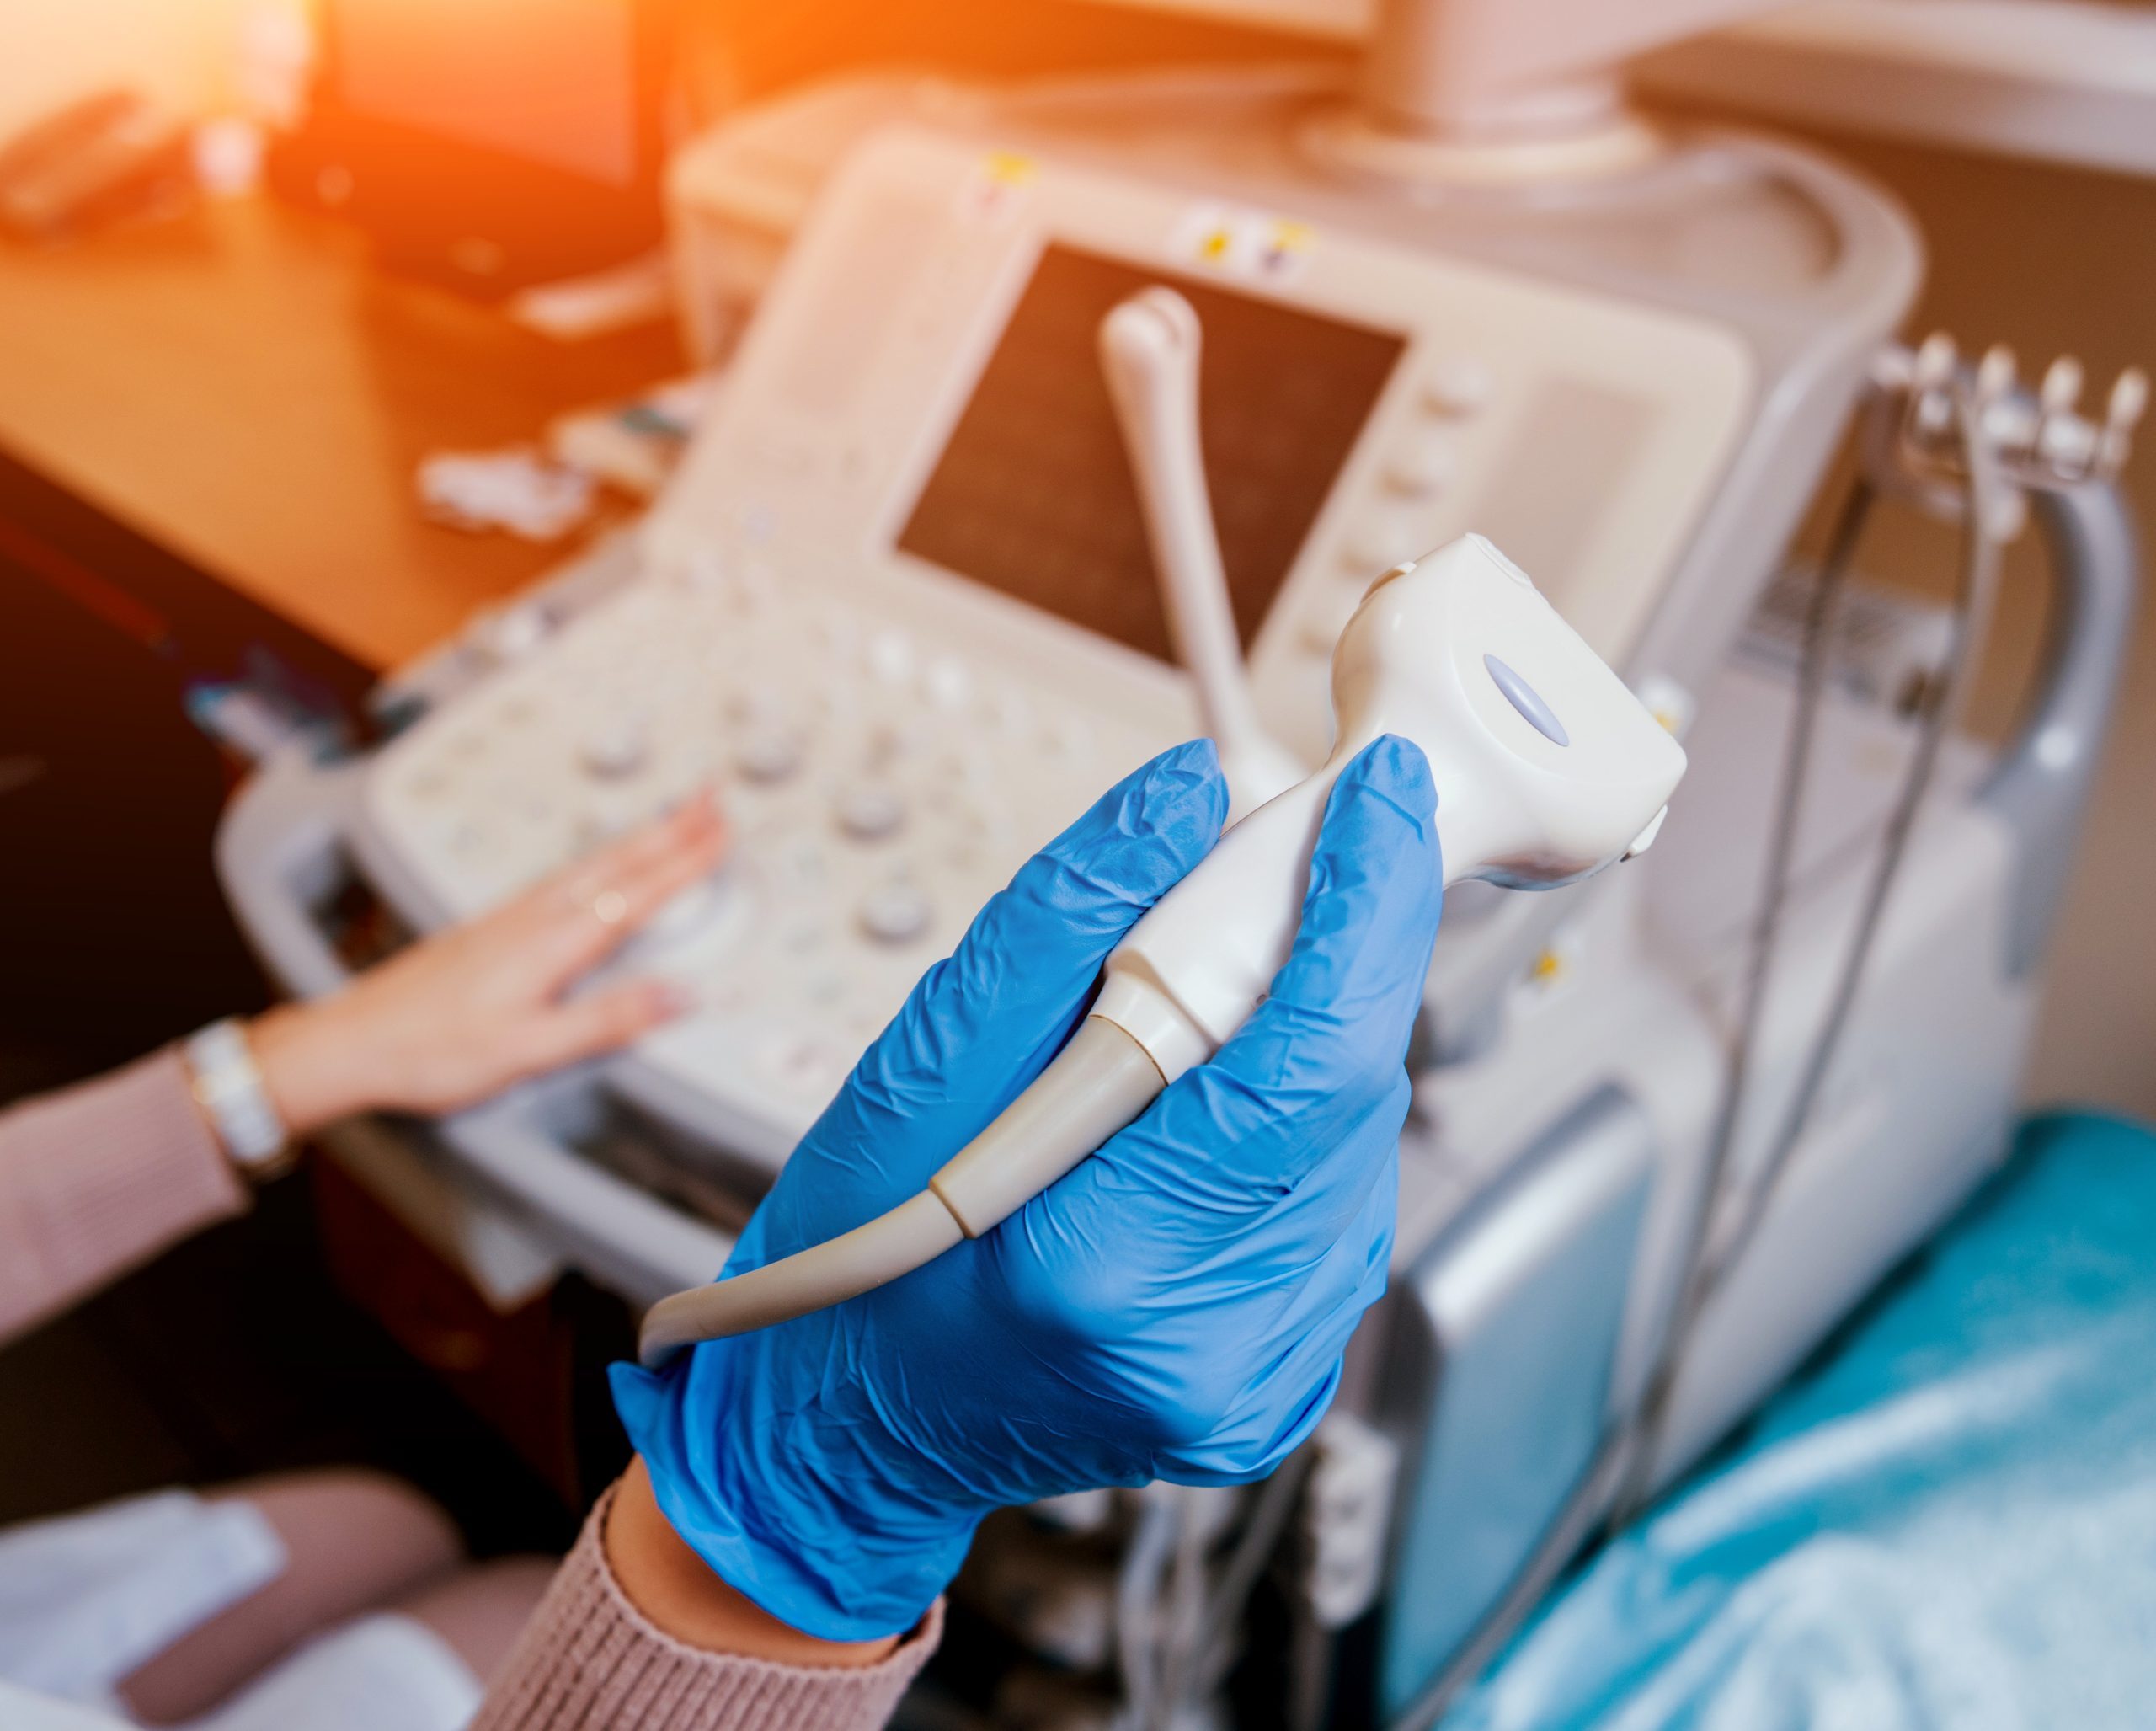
[1978,481,2143,976]
[1374,1085,1657,1725]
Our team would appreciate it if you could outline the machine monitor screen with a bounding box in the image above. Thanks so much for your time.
[898,245,1406,663]
[331,0,641,187]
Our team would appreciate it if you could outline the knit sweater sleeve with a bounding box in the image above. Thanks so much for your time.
[472,1488,941,1731]
[0,1049,249,1349]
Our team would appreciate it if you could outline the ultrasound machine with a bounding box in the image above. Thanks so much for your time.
[216,0,2144,1723]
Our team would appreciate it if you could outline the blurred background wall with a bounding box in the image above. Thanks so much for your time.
[0,0,253,137]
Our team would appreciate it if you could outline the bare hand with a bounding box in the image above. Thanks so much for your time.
[249,793,727,1135]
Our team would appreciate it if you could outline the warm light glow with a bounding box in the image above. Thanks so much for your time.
[335,0,640,187]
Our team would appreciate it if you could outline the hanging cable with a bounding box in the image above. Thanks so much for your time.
[1615,376,2009,1520]
[1704,387,2007,1282]
[1609,464,1876,1520]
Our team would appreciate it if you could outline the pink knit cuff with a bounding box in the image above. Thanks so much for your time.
[472,1488,943,1731]
[0,1047,249,1346]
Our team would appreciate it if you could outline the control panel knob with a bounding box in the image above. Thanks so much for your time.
[471,603,550,666]
[735,727,804,784]
[925,656,973,711]
[1381,433,1458,499]
[867,628,915,684]
[1420,358,1494,418]
[836,782,906,841]
[858,879,931,945]
[580,719,648,779]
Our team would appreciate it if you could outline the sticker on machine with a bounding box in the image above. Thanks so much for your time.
[1171,202,1315,283]
[960,149,1038,223]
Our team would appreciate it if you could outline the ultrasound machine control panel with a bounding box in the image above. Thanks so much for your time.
[333,125,1752,1178]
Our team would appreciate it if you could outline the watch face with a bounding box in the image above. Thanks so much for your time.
[185,1023,291,1173]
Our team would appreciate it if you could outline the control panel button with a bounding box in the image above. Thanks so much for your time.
[836,782,906,841]
[1381,432,1458,498]
[580,719,649,779]
[925,656,973,711]
[736,727,805,784]
[867,628,915,683]
[471,604,549,666]
[1420,357,1495,417]
[858,879,931,945]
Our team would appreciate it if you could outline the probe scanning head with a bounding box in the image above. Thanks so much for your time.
[1334,535,1685,887]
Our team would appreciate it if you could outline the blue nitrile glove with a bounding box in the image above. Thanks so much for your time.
[613,734,1444,1641]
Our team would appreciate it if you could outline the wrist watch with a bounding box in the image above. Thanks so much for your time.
[183,1018,296,1179]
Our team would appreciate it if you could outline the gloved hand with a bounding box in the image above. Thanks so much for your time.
[613,735,1444,1641]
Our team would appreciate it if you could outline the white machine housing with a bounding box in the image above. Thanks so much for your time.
[349,118,1753,1173]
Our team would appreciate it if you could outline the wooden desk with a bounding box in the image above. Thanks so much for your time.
[0,200,679,1497]
[0,195,682,671]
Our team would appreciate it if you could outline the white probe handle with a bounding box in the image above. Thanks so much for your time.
[1100,288,1304,821]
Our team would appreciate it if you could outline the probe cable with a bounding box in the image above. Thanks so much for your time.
[1614,377,2008,1521]
[1707,387,2007,1283]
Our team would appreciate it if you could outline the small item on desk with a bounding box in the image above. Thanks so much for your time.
[190,117,269,200]
[417,449,596,542]
[0,89,195,242]
[509,250,676,341]
[548,375,724,500]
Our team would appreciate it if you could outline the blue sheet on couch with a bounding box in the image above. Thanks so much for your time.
[1443,1112,2156,1731]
